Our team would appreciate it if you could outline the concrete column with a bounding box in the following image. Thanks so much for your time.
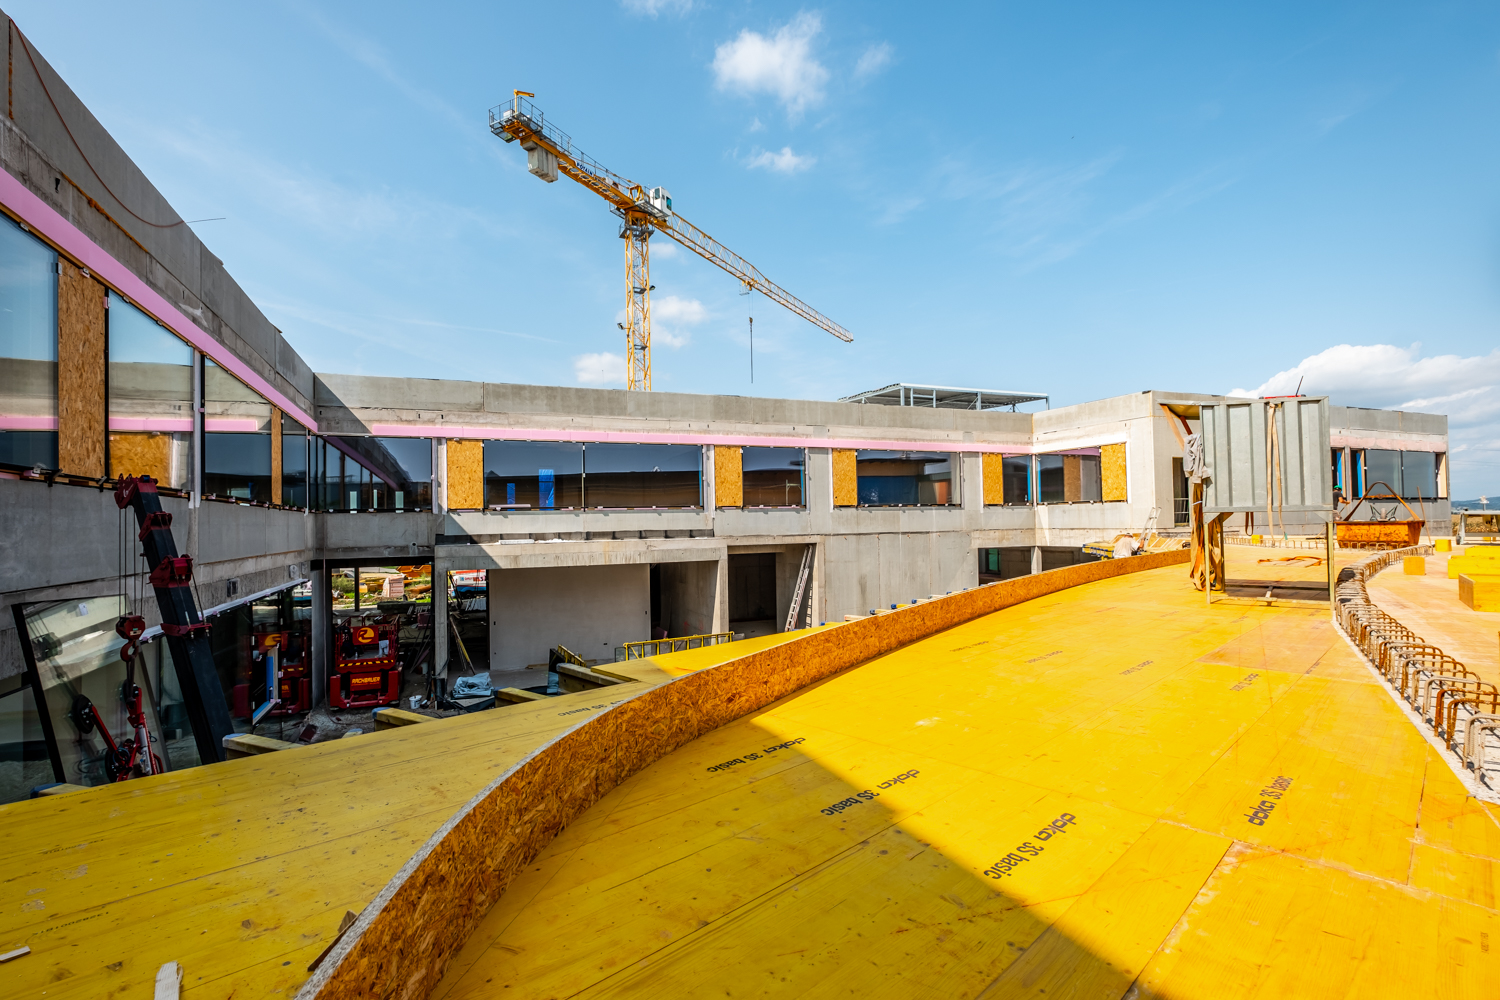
[712,551,730,633]
[310,566,329,707]
[1031,546,1043,575]
[433,438,448,516]
[433,557,449,680]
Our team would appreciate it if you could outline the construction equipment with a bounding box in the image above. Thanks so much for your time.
[114,475,233,763]
[490,92,853,390]
[329,619,402,710]
[1337,482,1425,549]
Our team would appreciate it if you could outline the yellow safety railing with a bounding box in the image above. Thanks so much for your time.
[617,632,736,660]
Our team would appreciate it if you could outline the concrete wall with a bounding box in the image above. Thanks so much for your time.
[658,560,721,638]
[487,564,650,670]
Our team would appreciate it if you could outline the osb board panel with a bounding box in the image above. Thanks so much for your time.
[447,438,484,510]
[982,452,1005,505]
[1063,454,1082,502]
[271,406,283,505]
[1102,442,1127,502]
[57,261,106,477]
[832,449,857,507]
[714,445,742,508]
[302,548,1191,1000]
[108,432,171,482]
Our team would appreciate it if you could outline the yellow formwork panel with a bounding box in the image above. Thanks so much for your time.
[432,565,1500,1000]
[1460,574,1500,612]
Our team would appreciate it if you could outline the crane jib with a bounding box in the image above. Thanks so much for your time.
[490,94,853,389]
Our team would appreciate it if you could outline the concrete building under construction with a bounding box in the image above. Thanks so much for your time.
[2,13,1496,1000]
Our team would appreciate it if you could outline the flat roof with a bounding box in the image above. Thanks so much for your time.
[839,382,1049,409]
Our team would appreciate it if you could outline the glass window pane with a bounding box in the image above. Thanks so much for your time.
[204,360,273,503]
[1365,450,1401,497]
[1400,451,1437,500]
[108,292,193,489]
[0,215,59,469]
[484,441,584,509]
[374,437,432,510]
[281,415,308,508]
[1035,449,1101,504]
[854,451,957,506]
[742,447,804,507]
[584,443,701,509]
[1002,455,1030,504]
[20,596,179,786]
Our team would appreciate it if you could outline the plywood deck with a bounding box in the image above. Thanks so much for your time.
[1367,547,1500,684]
[430,564,1500,999]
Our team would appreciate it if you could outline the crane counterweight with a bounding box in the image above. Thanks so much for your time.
[489,93,851,390]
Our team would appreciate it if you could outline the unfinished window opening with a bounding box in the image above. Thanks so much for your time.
[281,415,309,508]
[0,671,52,804]
[484,441,584,510]
[1002,455,1030,504]
[852,450,958,507]
[1036,449,1102,504]
[978,547,1033,583]
[0,213,59,470]
[1172,457,1189,525]
[742,447,805,507]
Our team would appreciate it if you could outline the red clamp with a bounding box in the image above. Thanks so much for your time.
[149,555,194,589]
[161,621,211,638]
[138,510,174,540]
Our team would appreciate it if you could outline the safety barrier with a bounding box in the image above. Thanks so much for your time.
[617,632,736,660]
[1333,544,1500,779]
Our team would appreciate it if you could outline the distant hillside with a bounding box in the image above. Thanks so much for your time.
[1451,499,1497,509]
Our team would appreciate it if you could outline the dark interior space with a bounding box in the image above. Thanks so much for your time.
[729,552,777,624]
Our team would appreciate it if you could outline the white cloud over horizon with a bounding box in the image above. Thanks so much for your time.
[713,13,828,117]
[747,146,816,174]
[1232,343,1500,497]
[574,351,627,385]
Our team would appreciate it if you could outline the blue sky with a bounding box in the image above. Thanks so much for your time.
[8,1,1500,496]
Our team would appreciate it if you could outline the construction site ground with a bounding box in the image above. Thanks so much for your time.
[3,557,1498,998]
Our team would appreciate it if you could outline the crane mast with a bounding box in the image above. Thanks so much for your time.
[489,93,851,390]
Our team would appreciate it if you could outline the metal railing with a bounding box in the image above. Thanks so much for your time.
[616,632,737,661]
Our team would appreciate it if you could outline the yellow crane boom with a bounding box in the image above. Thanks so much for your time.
[489,93,852,390]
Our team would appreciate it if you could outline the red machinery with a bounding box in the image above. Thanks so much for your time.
[329,618,401,709]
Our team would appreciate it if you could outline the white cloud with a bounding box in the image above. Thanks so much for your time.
[651,240,681,259]
[748,117,765,133]
[653,295,707,324]
[621,0,693,15]
[713,13,829,117]
[854,42,893,80]
[1231,343,1500,497]
[651,294,707,348]
[747,146,816,174]
[574,351,627,385]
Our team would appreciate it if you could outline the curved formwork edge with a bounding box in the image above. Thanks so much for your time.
[295,548,1190,1000]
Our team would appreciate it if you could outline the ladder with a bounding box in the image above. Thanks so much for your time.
[784,546,814,632]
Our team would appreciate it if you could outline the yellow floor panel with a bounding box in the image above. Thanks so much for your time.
[1368,549,1500,683]
[433,564,1500,1000]
[7,559,1499,999]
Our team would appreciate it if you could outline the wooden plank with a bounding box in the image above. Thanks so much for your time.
[271,405,283,504]
[495,686,548,703]
[981,452,1005,505]
[372,707,433,730]
[712,445,741,508]
[831,448,857,507]
[446,438,484,510]
[1101,441,1127,502]
[222,733,299,758]
[56,260,106,478]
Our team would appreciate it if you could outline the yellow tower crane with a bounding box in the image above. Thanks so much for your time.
[490,91,853,390]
